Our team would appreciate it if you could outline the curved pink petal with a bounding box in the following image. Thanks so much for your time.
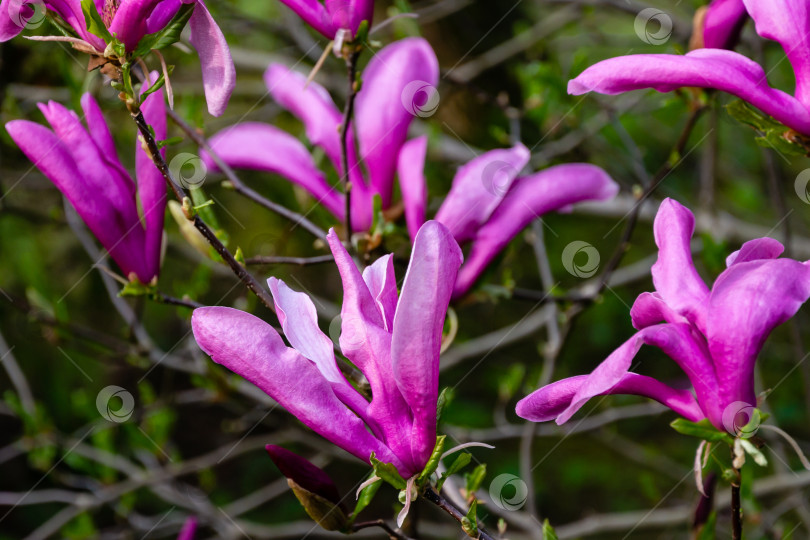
[629,291,689,329]
[108,0,165,50]
[568,49,810,135]
[453,163,618,298]
[743,0,810,106]
[0,0,31,41]
[725,237,784,267]
[325,0,372,37]
[1,0,103,47]
[397,135,428,242]
[391,221,463,467]
[177,516,197,540]
[556,324,717,425]
[435,144,530,244]
[264,63,343,169]
[651,198,710,332]
[191,306,403,469]
[201,122,345,219]
[136,81,167,281]
[355,37,439,207]
[707,258,810,407]
[361,254,398,332]
[187,0,235,117]
[516,373,705,423]
[277,0,334,38]
[703,0,747,49]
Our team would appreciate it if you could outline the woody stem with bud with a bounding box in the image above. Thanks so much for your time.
[339,48,361,241]
[422,486,497,540]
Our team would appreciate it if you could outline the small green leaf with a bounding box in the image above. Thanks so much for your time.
[288,479,349,532]
[726,100,807,156]
[437,387,454,424]
[461,499,478,537]
[670,418,733,444]
[131,2,194,57]
[119,280,156,298]
[81,0,111,43]
[351,473,381,522]
[436,452,472,491]
[156,136,185,150]
[542,519,558,540]
[417,435,446,483]
[465,463,486,494]
[370,453,406,490]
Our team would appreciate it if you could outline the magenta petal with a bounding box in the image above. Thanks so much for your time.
[435,144,530,244]
[201,122,345,219]
[397,136,428,242]
[0,0,30,41]
[651,198,710,331]
[176,516,197,540]
[453,163,617,298]
[568,49,810,135]
[187,0,235,117]
[703,0,747,49]
[743,0,810,106]
[725,237,784,267]
[629,292,688,329]
[325,0,372,36]
[517,373,704,424]
[108,0,164,50]
[354,37,439,207]
[136,81,167,281]
[264,63,343,170]
[277,0,335,38]
[361,254,398,332]
[556,325,713,424]
[707,258,810,407]
[391,221,463,467]
[192,307,403,469]
[265,445,341,505]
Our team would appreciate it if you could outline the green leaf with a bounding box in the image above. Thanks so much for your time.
[465,463,486,494]
[131,2,195,58]
[81,0,111,43]
[725,100,807,156]
[436,452,472,491]
[351,473,381,522]
[695,511,717,540]
[436,387,454,424]
[417,435,446,483]
[119,280,156,298]
[288,479,350,532]
[542,519,558,540]
[461,499,478,537]
[370,453,406,490]
[156,136,185,150]
[670,418,734,444]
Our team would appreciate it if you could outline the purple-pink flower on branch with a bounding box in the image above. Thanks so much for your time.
[275,0,373,40]
[517,199,810,431]
[191,220,463,478]
[570,0,810,135]
[5,87,167,283]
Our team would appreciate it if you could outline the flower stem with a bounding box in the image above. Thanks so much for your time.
[731,467,742,540]
[339,49,361,241]
[352,519,415,540]
[422,486,497,539]
[129,107,276,312]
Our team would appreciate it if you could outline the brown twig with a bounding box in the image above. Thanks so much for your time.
[352,519,415,540]
[422,486,498,540]
[245,254,334,266]
[130,109,276,312]
[166,109,328,240]
[339,49,361,240]
[731,468,742,540]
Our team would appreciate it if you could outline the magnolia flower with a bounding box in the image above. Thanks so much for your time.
[570,0,810,135]
[192,221,463,477]
[5,87,166,283]
[276,0,373,40]
[0,0,234,116]
[517,199,810,432]
[698,0,747,49]
[201,38,618,298]
[201,37,437,232]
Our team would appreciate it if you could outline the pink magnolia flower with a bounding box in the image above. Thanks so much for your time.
[0,0,234,116]
[276,0,373,40]
[569,0,810,135]
[192,221,463,477]
[517,199,810,431]
[201,37,618,299]
[5,87,167,283]
[700,0,747,49]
